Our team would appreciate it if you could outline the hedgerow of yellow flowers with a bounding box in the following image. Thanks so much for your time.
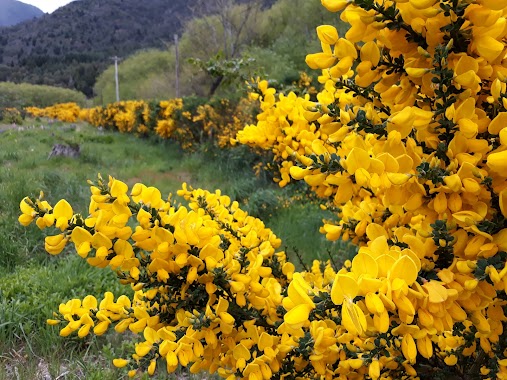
[20,0,507,379]
[26,102,82,123]
[26,97,256,150]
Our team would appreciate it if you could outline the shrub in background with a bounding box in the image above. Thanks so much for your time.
[0,82,87,110]
[0,107,23,124]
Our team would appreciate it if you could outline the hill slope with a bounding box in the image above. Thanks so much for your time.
[0,0,43,27]
[0,0,194,96]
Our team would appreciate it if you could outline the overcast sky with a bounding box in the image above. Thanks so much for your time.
[19,0,76,13]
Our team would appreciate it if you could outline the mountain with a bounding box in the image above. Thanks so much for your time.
[0,0,43,27]
[0,0,194,96]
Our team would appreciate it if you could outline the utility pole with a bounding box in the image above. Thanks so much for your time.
[174,34,180,98]
[112,56,120,102]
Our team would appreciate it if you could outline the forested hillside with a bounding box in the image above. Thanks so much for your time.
[0,0,192,96]
[0,0,275,97]
[0,0,43,27]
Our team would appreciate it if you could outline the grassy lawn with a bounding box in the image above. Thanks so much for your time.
[0,120,349,379]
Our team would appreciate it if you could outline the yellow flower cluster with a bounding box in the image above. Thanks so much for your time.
[192,98,256,148]
[78,100,157,136]
[235,78,318,187]
[154,99,184,138]
[26,102,81,123]
[234,0,507,377]
[21,175,297,378]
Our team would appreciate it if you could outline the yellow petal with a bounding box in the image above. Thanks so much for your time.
[360,41,380,66]
[444,355,458,366]
[341,301,367,336]
[113,359,129,368]
[376,254,396,277]
[284,304,312,327]
[346,148,370,174]
[44,234,67,255]
[93,320,110,336]
[135,343,152,357]
[457,118,478,138]
[423,281,448,303]
[18,214,34,226]
[498,190,507,219]
[53,199,73,220]
[110,179,128,199]
[488,112,507,134]
[366,224,388,241]
[416,335,433,359]
[405,68,429,78]
[480,0,507,10]
[352,252,378,277]
[365,293,385,314]
[409,0,437,9]
[82,295,97,309]
[331,274,359,305]
[288,273,315,307]
[317,25,339,45]
[389,255,419,285]
[289,166,312,180]
[401,333,417,363]
[20,197,35,215]
[321,0,350,12]
[71,226,93,246]
[144,326,158,344]
[487,150,507,173]
[305,52,337,70]
[475,36,504,62]
[369,360,380,380]
[387,172,411,185]
[258,332,273,351]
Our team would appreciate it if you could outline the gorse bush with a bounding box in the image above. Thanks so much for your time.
[0,107,23,124]
[19,1,507,380]
[26,103,82,123]
[27,95,259,151]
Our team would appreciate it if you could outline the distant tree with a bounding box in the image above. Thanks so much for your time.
[93,49,176,104]
[181,0,264,96]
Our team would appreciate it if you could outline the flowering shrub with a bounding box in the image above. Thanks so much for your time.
[236,0,507,377]
[19,176,293,378]
[0,107,23,124]
[191,98,259,148]
[27,97,257,150]
[26,102,81,123]
[20,0,507,379]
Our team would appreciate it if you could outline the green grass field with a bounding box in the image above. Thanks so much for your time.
[0,121,350,379]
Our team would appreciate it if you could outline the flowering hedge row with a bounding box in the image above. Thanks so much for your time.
[26,102,82,123]
[20,0,507,379]
[26,97,258,150]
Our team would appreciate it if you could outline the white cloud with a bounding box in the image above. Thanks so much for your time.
[18,0,76,14]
